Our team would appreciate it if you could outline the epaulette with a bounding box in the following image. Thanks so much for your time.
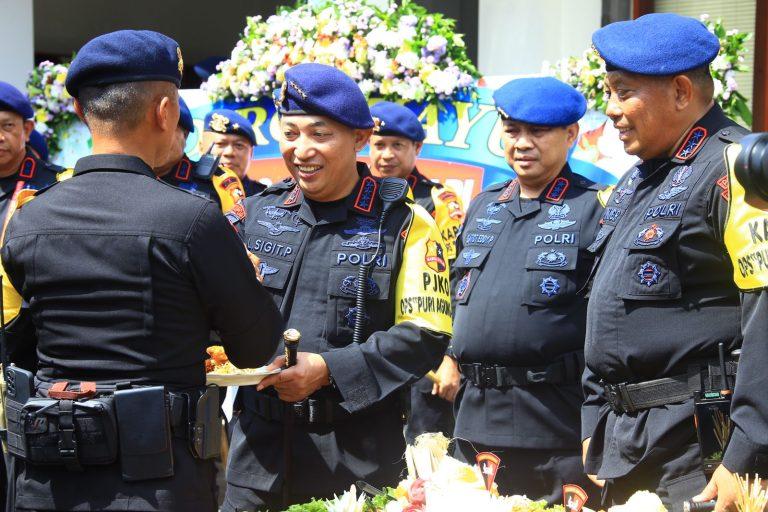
[482,178,514,193]
[716,125,749,145]
[192,153,219,181]
[572,175,601,191]
[264,177,296,194]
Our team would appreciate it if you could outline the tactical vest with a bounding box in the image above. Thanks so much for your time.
[724,143,768,290]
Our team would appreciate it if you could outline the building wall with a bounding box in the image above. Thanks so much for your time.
[477,0,602,76]
[1,0,34,90]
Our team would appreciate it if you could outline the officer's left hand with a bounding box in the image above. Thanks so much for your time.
[257,352,330,402]
[693,464,739,512]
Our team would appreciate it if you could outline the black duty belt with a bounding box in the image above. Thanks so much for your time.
[603,360,738,414]
[35,381,194,440]
[240,391,351,425]
[460,352,584,389]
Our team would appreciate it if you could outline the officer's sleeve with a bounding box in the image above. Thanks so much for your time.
[430,186,465,261]
[723,290,768,474]
[1,234,38,370]
[581,365,606,442]
[321,203,452,413]
[186,202,283,368]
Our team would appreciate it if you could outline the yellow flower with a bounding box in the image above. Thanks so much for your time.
[55,72,66,84]
[35,110,48,123]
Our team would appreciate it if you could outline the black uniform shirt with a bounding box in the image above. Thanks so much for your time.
[582,105,748,479]
[1,154,282,390]
[451,165,604,448]
[242,175,267,197]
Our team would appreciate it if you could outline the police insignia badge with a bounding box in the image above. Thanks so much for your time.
[563,484,588,512]
[476,452,501,492]
[456,271,471,300]
[486,202,507,217]
[461,249,481,266]
[425,239,447,272]
[257,220,301,236]
[536,249,567,268]
[341,235,378,250]
[538,204,576,230]
[476,217,502,231]
[658,165,693,200]
[372,116,384,133]
[209,113,230,133]
[637,261,661,287]
[634,223,665,246]
[258,262,279,277]
[675,127,707,160]
[613,186,634,204]
[344,216,379,235]
[263,205,290,220]
[539,276,560,297]
[340,275,380,297]
[176,47,184,75]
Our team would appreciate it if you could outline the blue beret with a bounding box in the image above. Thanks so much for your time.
[593,13,719,75]
[492,77,586,126]
[66,30,183,97]
[28,130,49,161]
[275,63,373,129]
[178,97,195,133]
[370,101,425,142]
[204,109,256,146]
[0,81,33,119]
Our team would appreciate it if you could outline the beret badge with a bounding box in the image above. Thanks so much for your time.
[209,113,230,133]
[177,47,184,76]
[372,117,385,133]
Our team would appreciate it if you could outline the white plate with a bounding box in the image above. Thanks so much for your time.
[206,366,281,386]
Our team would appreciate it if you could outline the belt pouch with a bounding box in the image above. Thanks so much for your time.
[5,366,35,459]
[114,386,173,481]
[191,385,221,460]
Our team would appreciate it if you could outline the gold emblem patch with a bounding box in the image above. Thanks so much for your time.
[209,113,230,133]
[177,47,184,76]
[372,117,385,133]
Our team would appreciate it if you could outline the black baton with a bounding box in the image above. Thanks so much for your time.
[282,329,300,508]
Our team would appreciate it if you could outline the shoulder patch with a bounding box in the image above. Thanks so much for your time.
[283,184,301,206]
[496,179,518,202]
[716,174,729,201]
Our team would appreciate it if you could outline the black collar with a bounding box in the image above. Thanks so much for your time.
[285,162,382,226]
[74,154,157,179]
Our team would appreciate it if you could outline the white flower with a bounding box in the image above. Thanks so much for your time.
[358,79,377,96]
[426,35,448,53]
[700,13,710,22]
[399,14,418,28]
[727,28,739,36]
[725,70,739,92]
[299,16,316,31]
[426,68,459,96]
[395,51,419,70]
[713,78,724,98]
[325,485,366,512]
[711,55,728,72]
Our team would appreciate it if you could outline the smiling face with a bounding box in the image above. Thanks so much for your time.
[0,110,32,177]
[603,71,681,161]
[279,115,371,202]
[369,134,422,179]
[501,119,577,185]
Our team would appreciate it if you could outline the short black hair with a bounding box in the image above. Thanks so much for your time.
[78,81,177,132]
[682,65,714,99]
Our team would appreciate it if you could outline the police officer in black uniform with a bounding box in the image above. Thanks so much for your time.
[449,77,604,505]
[581,14,750,511]
[223,63,452,510]
[0,30,282,512]
[0,82,61,232]
[368,101,465,444]
[202,109,266,197]
[157,98,247,226]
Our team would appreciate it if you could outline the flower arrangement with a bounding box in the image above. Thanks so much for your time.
[549,15,753,127]
[202,0,479,105]
[26,59,77,156]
